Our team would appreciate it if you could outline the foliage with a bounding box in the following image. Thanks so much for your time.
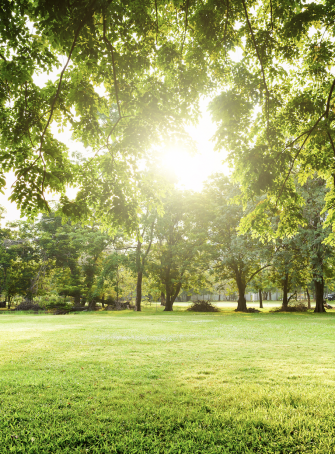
[147,189,209,311]
[204,0,335,238]
[0,0,208,224]
[203,175,273,311]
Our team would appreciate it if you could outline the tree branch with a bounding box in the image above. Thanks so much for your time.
[103,17,121,118]
[324,77,335,186]
[13,3,97,207]
[223,0,229,60]
[246,263,271,285]
[326,77,335,117]
[155,0,159,45]
[181,0,189,54]
[242,0,270,132]
[287,291,297,304]
[276,111,326,204]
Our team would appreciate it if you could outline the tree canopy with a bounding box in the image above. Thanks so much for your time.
[3,0,335,236]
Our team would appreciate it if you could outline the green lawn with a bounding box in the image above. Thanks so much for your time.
[1,307,335,453]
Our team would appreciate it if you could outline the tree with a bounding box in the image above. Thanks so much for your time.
[204,175,272,312]
[37,214,84,304]
[0,227,19,307]
[204,1,335,239]
[129,209,156,312]
[2,221,44,303]
[1,0,209,224]
[148,190,208,311]
[270,238,310,310]
[298,178,334,312]
[248,268,274,308]
[96,251,131,305]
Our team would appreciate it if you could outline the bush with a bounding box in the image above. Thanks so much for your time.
[246,307,260,313]
[105,296,116,305]
[272,301,308,312]
[187,301,219,312]
[14,301,42,311]
[43,295,73,310]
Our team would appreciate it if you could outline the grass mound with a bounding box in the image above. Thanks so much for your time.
[187,300,219,312]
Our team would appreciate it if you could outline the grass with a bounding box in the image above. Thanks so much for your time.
[1,305,335,453]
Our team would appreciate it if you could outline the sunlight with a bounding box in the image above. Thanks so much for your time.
[160,98,229,192]
[161,145,225,192]
[0,96,228,220]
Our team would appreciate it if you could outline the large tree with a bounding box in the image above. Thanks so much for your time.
[1,0,209,224]
[148,189,208,311]
[206,1,335,239]
[297,177,334,312]
[203,175,272,312]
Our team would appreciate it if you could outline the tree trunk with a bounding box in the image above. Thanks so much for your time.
[101,294,105,308]
[7,295,11,310]
[171,282,182,305]
[164,282,182,311]
[74,294,81,306]
[160,291,166,306]
[314,278,325,313]
[135,271,142,312]
[80,297,86,307]
[282,273,289,310]
[236,277,247,311]
[88,299,96,311]
[164,289,173,311]
[259,289,263,308]
[306,288,311,309]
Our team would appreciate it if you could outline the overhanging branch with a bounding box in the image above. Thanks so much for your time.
[246,263,271,285]
[242,0,270,133]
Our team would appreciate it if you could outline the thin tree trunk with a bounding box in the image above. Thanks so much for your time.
[306,288,311,309]
[236,276,247,311]
[171,282,182,305]
[314,278,325,312]
[160,291,166,306]
[101,294,105,308]
[282,273,289,310]
[164,288,173,311]
[135,271,142,312]
[259,289,263,308]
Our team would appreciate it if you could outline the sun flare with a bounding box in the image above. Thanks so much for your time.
[161,143,227,192]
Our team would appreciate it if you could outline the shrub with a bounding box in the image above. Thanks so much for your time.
[14,301,42,311]
[272,301,308,312]
[187,301,219,312]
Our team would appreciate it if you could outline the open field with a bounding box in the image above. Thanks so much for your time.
[1,307,335,453]
[173,301,287,310]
